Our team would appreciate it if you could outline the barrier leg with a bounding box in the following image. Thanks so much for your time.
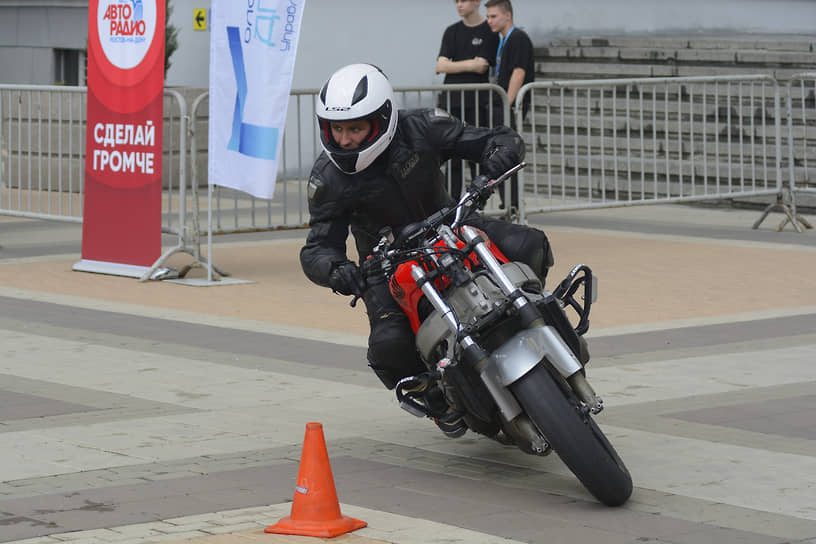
[752,184,812,233]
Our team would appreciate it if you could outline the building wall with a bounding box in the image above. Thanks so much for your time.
[0,2,88,85]
[1,0,815,87]
[0,47,55,85]
[166,0,816,89]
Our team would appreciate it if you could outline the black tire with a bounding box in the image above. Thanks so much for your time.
[510,364,633,506]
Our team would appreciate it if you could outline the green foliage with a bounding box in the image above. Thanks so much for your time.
[164,0,180,79]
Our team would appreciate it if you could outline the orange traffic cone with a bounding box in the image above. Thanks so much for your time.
[265,422,367,538]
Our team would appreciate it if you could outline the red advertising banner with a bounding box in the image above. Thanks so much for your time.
[75,0,165,277]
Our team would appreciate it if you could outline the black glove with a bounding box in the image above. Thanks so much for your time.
[483,142,521,180]
[468,174,492,209]
[328,261,367,296]
[361,255,387,285]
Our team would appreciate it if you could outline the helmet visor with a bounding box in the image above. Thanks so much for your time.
[317,100,392,173]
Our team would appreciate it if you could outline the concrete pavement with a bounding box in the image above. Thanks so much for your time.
[1,203,815,544]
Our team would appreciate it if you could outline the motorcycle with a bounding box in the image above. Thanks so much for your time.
[356,163,632,507]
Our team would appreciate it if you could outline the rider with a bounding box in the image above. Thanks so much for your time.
[300,63,553,437]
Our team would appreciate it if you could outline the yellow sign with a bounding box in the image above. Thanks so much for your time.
[193,9,207,31]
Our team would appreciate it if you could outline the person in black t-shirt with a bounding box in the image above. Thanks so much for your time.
[436,0,500,200]
[486,0,534,211]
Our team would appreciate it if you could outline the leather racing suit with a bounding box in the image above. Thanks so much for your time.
[300,108,554,388]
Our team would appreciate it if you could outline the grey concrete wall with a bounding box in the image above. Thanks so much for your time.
[0,47,54,85]
[520,0,816,40]
[0,4,87,85]
[2,0,816,87]
[163,0,816,88]
[0,5,87,48]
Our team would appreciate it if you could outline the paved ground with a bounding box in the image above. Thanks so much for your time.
[1,203,815,544]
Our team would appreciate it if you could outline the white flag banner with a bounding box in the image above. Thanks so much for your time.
[208,0,305,199]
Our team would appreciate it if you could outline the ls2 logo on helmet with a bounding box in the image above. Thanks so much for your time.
[98,0,156,69]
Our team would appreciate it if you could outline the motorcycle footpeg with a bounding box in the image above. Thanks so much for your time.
[399,399,430,418]
[395,372,444,419]
[396,371,440,394]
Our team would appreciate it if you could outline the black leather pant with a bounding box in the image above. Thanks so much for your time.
[363,279,426,389]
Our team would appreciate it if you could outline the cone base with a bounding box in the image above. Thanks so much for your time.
[264,514,367,538]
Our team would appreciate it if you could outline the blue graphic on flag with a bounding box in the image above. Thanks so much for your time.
[254,0,280,46]
[226,26,279,160]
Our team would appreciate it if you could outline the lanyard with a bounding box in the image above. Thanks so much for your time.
[495,26,515,77]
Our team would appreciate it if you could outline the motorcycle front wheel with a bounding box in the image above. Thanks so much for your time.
[510,363,633,506]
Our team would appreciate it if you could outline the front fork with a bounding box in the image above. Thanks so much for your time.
[414,227,603,419]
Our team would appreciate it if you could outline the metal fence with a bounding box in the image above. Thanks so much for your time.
[3,76,813,281]
[181,83,509,281]
[0,85,188,239]
[1,85,86,222]
[187,84,510,237]
[514,75,785,221]
[787,72,816,194]
[750,72,816,232]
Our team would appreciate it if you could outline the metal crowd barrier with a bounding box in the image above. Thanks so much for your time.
[0,85,188,240]
[3,76,812,282]
[182,84,509,281]
[514,75,784,223]
[752,72,815,232]
[786,72,816,194]
[185,84,509,236]
[1,85,85,222]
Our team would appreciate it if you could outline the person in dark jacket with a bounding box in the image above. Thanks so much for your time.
[300,63,553,437]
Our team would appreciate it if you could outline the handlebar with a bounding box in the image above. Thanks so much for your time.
[389,162,527,252]
[452,162,526,229]
[348,162,527,308]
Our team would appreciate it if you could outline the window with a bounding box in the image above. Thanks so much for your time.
[54,49,86,86]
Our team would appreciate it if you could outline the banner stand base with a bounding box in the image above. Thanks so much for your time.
[73,259,152,279]
[164,277,254,287]
[139,244,231,284]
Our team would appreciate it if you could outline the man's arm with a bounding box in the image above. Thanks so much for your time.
[506,67,526,106]
[436,56,489,75]
[425,109,524,177]
[299,166,352,288]
[300,219,350,288]
[436,25,488,75]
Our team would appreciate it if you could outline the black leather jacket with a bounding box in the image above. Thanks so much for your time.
[300,108,525,288]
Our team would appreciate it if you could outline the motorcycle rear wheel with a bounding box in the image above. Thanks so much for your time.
[510,363,633,506]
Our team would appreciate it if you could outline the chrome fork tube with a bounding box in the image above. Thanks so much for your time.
[460,226,543,322]
[460,226,516,294]
[411,264,458,334]
[410,264,478,350]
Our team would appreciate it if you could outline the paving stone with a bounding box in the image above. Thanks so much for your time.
[3,205,816,543]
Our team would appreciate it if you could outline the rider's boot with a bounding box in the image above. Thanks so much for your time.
[424,383,467,438]
[402,379,467,438]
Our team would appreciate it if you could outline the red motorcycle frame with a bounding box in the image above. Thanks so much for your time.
[388,228,509,332]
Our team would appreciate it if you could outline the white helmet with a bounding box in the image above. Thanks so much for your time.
[316,64,397,174]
